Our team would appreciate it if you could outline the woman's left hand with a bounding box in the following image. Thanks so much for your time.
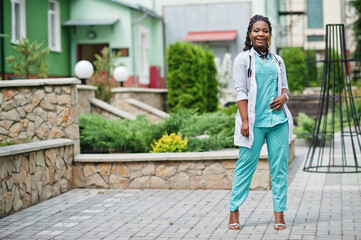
[269,95,287,112]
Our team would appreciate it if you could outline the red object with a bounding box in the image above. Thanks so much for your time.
[149,66,161,88]
[185,30,237,42]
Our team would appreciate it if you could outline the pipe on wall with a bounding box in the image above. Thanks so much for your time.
[0,0,5,80]
[131,12,147,87]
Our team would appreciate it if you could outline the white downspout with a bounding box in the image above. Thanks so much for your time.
[131,13,147,86]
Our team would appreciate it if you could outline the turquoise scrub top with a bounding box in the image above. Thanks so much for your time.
[254,54,288,128]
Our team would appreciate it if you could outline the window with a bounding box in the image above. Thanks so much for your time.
[11,0,26,44]
[307,0,323,29]
[307,35,324,42]
[48,0,61,51]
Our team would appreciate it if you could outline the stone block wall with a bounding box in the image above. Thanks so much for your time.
[72,158,275,190]
[73,138,295,191]
[77,85,97,114]
[0,139,75,217]
[111,87,168,112]
[109,100,163,123]
[73,160,236,190]
[0,79,80,154]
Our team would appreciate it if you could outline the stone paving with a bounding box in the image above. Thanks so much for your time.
[0,145,361,240]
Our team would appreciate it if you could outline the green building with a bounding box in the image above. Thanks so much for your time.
[0,0,71,79]
[0,0,165,87]
[65,0,164,86]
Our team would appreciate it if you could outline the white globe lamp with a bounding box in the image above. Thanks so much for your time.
[74,60,94,85]
[113,66,129,87]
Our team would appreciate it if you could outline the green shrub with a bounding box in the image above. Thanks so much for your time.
[305,50,319,87]
[204,47,219,112]
[6,38,49,79]
[350,0,361,76]
[280,47,306,92]
[294,113,315,141]
[79,109,235,153]
[150,132,188,153]
[92,47,122,102]
[166,42,218,112]
[218,104,238,116]
[79,114,151,153]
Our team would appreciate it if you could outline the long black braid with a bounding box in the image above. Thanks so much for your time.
[243,15,272,51]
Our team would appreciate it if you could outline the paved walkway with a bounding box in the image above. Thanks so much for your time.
[0,145,361,240]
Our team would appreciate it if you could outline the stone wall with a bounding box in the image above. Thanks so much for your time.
[0,139,75,217]
[73,139,295,190]
[77,85,97,114]
[0,78,81,154]
[111,87,168,112]
[73,160,236,190]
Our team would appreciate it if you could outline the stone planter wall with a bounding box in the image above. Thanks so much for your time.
[73,159,236,190]
[0,139,75,217]
[77,85,97,114]
[0,78,81,154]
[73,138,295,190]
[111,87,168,112]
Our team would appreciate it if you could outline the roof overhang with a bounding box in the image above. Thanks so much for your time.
[62,18,119,26]
[185,30,238,42]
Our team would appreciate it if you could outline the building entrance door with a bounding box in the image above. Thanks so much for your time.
[77,43,109,63]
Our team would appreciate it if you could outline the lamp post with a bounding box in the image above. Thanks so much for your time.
[113,66,129,87]
[74,60,94,85]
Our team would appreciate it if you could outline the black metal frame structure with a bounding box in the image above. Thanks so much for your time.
[303,24,361,173]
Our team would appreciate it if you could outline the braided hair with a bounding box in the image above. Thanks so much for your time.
[243,15,272,51]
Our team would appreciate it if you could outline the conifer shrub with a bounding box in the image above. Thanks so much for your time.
[92,47,122,102]
[6,38,49,79]
[166,42,218,112]
[280,47,306,92]
[293,113,315,141]
[204,47,219,112]
[79,109,235,153]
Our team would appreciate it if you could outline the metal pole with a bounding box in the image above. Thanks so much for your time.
[0,0,5,80]
[306,55,309,87]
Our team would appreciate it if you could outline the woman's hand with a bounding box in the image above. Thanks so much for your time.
[269,95,287,112]
[241,120,249,137]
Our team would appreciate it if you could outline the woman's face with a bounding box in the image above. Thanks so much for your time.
[249,20,270,52]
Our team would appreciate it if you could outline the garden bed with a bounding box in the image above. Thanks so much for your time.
[73,136,295,191]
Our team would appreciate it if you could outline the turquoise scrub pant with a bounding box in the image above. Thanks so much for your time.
[230,121,289,212]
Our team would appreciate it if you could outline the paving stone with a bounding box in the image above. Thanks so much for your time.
[0,146,360,239]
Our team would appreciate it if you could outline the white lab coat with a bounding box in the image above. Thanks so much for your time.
[233,47,294,148]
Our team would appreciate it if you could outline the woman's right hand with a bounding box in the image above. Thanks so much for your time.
[241,120,249,137]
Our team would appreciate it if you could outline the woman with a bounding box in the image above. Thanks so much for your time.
[228,15,293,231]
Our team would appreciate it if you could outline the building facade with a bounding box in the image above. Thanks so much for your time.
[66,0,165,86]
[0,0,71,79]
[280,0,348,54]
[0,0,166,88]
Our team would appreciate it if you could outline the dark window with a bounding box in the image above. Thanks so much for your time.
[307,35,324,42]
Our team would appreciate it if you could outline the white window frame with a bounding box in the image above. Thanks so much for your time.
[137,26,150,85]
[48,0,61,52]
[11,0,26,44]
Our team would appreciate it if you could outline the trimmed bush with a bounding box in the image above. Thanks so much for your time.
[294,113,315,141]
[204,47,219,112]
[166,42,218,112]
[280,47,306,92]
[79,109,235,153]
[150,132,188,153]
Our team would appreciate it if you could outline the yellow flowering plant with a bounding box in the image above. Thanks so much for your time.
[150,132,188,153]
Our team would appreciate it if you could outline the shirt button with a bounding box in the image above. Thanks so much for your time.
[274,80,276,82]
